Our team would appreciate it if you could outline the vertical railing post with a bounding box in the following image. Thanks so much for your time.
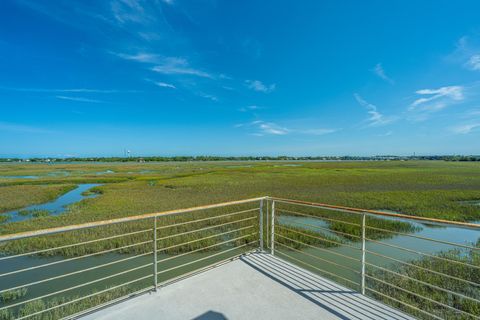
[271,200,275,255]
[361,213,366,295]
[259,198,264,251]
[153,216,158,291]
[266,197,269,250]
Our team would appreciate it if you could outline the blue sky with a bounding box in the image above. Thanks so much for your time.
[1,0,480,157]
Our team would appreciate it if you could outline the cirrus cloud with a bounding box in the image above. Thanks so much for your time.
[152,57,213,78]
[354,94,394,126]
[372,63,394,84]
[450,123,480,134]
[235,120,337,137]
[410,86,464,111]
[245,80,276,93]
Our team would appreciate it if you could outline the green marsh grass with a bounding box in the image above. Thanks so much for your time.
[0,288,28,303]
[367,239,480,319]
[0,184,75,213]
[0,161,479,319]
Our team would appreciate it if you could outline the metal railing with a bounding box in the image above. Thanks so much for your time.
[268,197,480,320]
[0,198,263,319]
[0,196,479,319]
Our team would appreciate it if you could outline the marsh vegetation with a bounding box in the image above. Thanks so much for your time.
[0,160,479,319]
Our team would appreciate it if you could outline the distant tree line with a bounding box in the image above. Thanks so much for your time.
[0,155,479,162]
[442,155,480,161]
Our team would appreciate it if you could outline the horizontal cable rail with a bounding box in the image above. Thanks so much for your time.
[365,236,480,270]
[365,249,480,288]
[0,251,153,295]
[157,225,255,253]
[0,263,153,312]
[156,251,252,290]
[0,240,153,278]
[274,247,360,287]
[156,216,257,242]
[365,261,480,304]
[365,224,480,251]
[276,224,361,250]
[278,208,362,227]
[365,287,444,320]
[157,233,257,264]
[0,197,265,242]
[275,233,360,264]
[157,240,258,275]
[0,228,152,262]
[365,275,478,319]
[274,240,360,274]
[15,275,154,320]
[271,197,480,229]
[156,208,259,231]
[276,213,362,239]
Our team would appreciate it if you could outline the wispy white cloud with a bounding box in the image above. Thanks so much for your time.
[239,105,261,112]
[154,82,176,89]
[110,0,152,25]
[448,36,480,72]
[56,96,104,103]
[450,123,480,134]
[0,122,53,134]
[236,120,336,137]
[245,80,276,93]
[372,63,394,84]
[299,128,338,135]
[378,131,393,137]
[198,92,218,102]
[258,122,289,135]
[234,121,288,135]
[114,52,216,79]
[466,54,480,71]
[0,86,119,93]
[112,52,163,63]
[410,86,464,111]
[465,109,480,117]
[152,57,213,78]
[354,94,394,126]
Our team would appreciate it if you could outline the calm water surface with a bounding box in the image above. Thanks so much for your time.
[1,184,101,223]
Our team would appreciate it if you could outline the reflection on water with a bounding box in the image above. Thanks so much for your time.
[459,200,480,207]
[1,184,101,223]
[0,175,39,179]
[95,170,114,175]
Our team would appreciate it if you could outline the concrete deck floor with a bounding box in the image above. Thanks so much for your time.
[82,252,414,320]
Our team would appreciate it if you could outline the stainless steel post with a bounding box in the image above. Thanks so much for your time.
[259,199,264,251]
[266,197,269,249]
[361,213,366,295]
[153,216,158,291]
[271,201,275,255]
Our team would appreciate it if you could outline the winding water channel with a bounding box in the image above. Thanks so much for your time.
[1,184,101,223]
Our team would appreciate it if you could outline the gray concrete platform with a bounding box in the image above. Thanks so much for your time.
[82,253,414,320]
